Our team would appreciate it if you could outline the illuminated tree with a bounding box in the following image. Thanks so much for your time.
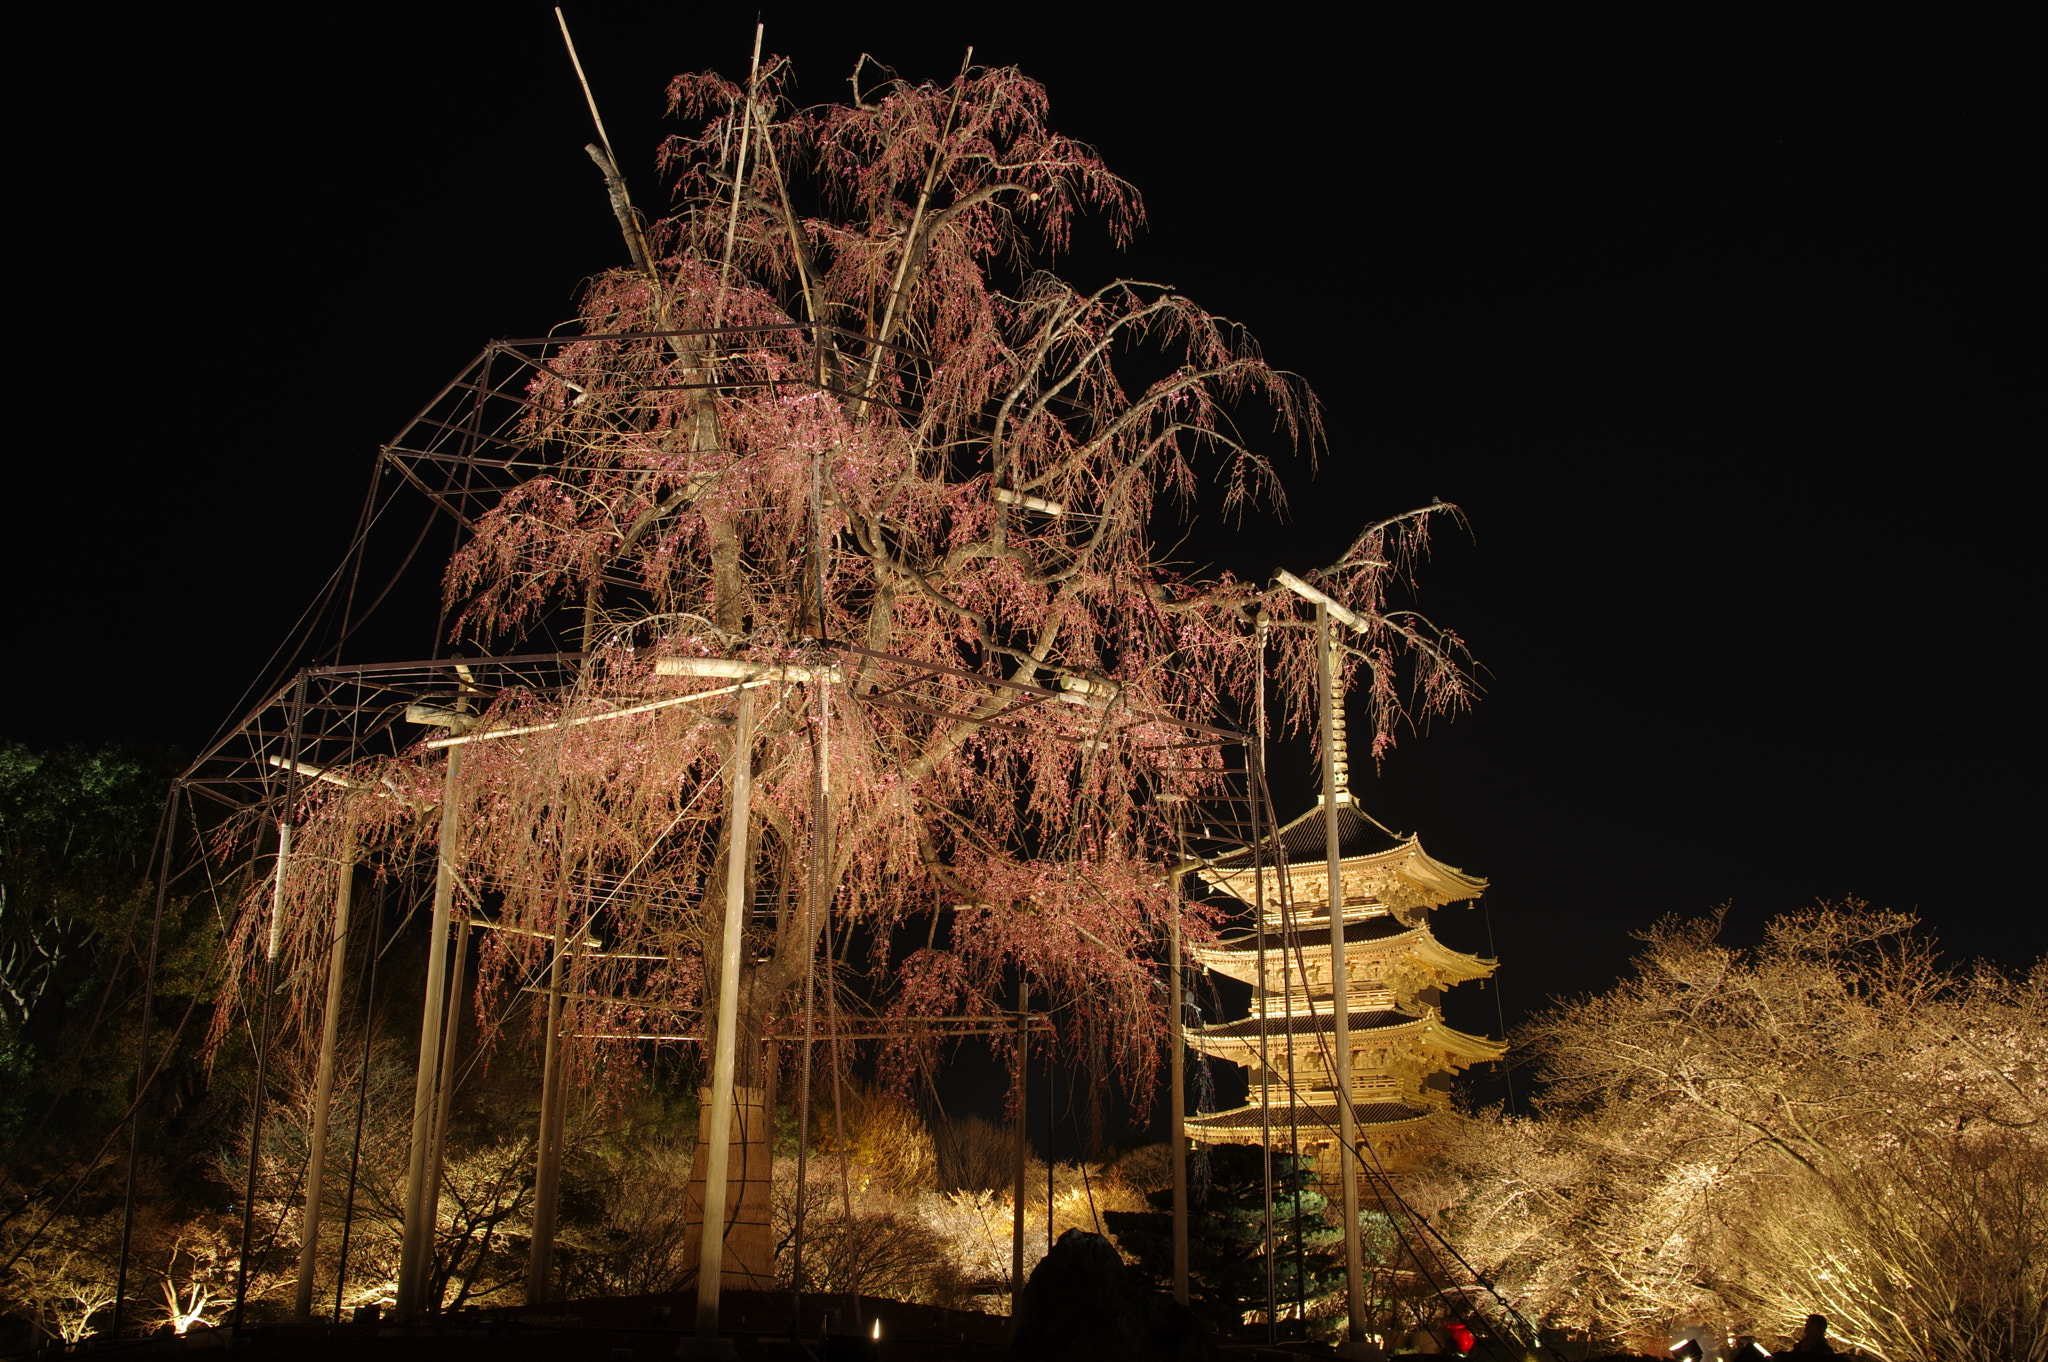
[216,54,1475,1143]
[1411,905,2048,1361]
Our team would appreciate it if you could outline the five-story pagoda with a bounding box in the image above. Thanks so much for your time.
[1185,796,1501,1172]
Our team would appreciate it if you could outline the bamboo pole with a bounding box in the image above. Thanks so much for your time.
[694,687,757,1343]
[712,24,765,317]
[396,743,464,1318]
[1319,603,1368,1344]
[1010,981,1030,1313]
[293,819,356,1316]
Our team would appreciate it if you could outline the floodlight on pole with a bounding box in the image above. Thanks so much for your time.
[1056,674,1116,707]
[1273,569,1364,631]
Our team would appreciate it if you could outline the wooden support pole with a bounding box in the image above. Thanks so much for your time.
[420,913,472,1290]
[1010,981,1030,1312]
[1169,908,1189,1306]
[294,820,356,1317]
[524,870,572,1303]
[791,664,829,1313]
[1252,736,1277,1343]
[233,819,291,1327]
[694,687,756,1344]
[396,744,464,1318]
[1046,1039,1055,1253]
[1319,603,1368,1344]
[334,874,386,1321]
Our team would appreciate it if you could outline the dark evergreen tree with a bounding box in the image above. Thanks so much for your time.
[0,742,174,1146]
[1105,1143,1345,1339]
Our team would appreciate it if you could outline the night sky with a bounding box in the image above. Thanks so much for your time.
[13,8,2039,1127]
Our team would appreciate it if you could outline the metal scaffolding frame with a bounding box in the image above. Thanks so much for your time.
[92,316,1528,1352]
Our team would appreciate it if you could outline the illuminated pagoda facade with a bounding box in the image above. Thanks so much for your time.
[1185,797,1502,1172]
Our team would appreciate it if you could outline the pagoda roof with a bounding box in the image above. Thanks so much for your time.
[1209,799,1407,866]
[1192,917,1498,990]
[1197,801,1487,918]
[1197,915,1416,956]
[1192,1006,1416,1040]
[1189,1010,1504,1065]
[1187,1100,1432,1132]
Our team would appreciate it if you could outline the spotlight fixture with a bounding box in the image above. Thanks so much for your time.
[1667,1339,1704,1361]
[993,487,1064,516]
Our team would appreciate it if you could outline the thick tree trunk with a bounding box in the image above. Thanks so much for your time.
[681,1079,777,1288]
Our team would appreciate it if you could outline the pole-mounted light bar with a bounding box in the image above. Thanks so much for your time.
[416,660,842,750]
[654,658,845,684]
[1273,570,1364,631]
[993,487,1065,517]
[266,755,354,789]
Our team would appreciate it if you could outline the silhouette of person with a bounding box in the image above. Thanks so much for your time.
[1785,1314,1835,1355]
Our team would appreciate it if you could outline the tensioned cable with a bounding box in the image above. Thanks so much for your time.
[1483,894,1516,1115]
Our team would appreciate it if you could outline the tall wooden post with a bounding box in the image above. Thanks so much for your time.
[694,687,756,1344]
[233,819,291,1327]
[334,874,387,1320]
[1169,906,1190,1306]
[1318,603,1368,1344]
[524,879,572,1303]
[396,742,464,1318]
[420,913,472,1287]
[293,820,356,1317]
[1010,981,1030,1312]
[1251,735,1277,1343]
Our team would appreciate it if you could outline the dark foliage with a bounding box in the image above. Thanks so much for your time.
[1104,1143,1343,1339]
[0,742,180,1152]
[1015,1228,1216,1362]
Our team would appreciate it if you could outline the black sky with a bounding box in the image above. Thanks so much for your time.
[11,6,2041,1077]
